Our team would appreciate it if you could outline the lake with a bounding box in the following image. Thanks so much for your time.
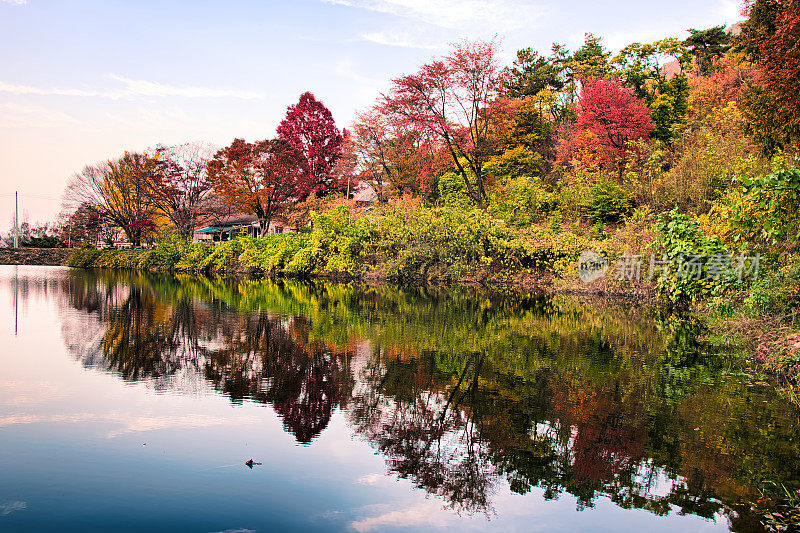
[0,265,798,532]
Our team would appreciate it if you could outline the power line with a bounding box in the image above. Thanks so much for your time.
[0,192,62,201]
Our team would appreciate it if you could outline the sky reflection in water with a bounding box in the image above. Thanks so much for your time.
[0,265,797,532]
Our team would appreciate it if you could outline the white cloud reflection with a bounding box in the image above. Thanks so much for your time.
[0,412,260,438]
[0,500,27,516]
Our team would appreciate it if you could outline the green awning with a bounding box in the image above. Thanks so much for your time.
[195,226,232,233]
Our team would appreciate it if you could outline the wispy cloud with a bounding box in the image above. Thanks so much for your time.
[0,81,104,98]
[106,75,265,99]
[350,501,457,532]
[322,0,546,32]
[0,0,28,5]
[359,30,443,50]
[332,59,386,93]
[356,473,387,485]
[0,379,68,403]
[0,75,265,100]
[0,104,80,129]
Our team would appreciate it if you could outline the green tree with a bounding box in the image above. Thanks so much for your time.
[570,33,611,81]
[736,0,781,60]
[613,38,691,143]
[504,46,566,97]
[684,26,732,74]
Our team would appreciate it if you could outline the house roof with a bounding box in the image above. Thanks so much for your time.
[195,226,230,233]
[213,214,259,226]
[353,183,377,203]
[194,213,296,233]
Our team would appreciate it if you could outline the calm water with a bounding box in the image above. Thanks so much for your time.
[1,266,798,532]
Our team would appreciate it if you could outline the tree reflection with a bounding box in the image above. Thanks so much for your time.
[55,270,800,531]
[351,349,497,514]
[203,311,352,443]
[62,270,353,443]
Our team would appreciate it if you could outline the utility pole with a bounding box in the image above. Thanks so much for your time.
[14,191,19,249]
[346,177,351,225]
[14,265,18,336]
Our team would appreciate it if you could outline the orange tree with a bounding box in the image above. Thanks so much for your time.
[207,138,308,236]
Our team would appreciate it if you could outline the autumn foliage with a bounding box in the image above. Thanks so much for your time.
[757,0,800,129]
[380,39,505,208]
[150,142,215,239]
[559,78,653,176]
[277,91,344,197]
[350,107,442,197]
[207,138,307,236]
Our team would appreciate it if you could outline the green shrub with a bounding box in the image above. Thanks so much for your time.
[239,233,311,272]
[67,245,102,267]
[137,234,184,271]
[22,236,63,248]
[373,203,549,281]
[176,242,213,271]
[488,176,559,228]
[310,206,375,274]
[586,179,633,223]
[483,146,544,181]
[731,168,800,254]
[65,202,598,283]
[743,258,800,316]
[436,171,472,207]
[528,229,591,276]
[137,248,179,271]
[590,221,608,240]
[652,209,739,307]
[548,213,563,233]
[199,239,243,272]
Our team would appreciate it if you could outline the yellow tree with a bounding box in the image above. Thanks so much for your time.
[63,151,160,246]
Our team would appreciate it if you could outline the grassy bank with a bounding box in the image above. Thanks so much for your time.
[67,202,646,288]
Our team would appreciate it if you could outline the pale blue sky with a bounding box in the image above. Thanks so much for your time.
[0,0,742,224]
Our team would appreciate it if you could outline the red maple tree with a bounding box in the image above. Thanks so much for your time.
[349,106,442,198]
[380,39,505,208]
[561,78,653,176]
[207,138,307,236]
[758,0,800,131]
[277,92,344,197]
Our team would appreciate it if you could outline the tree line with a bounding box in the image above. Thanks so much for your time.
[60,91,345,246]
[51,0,800,253]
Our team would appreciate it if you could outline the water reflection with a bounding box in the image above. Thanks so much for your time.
[19,269,800,531]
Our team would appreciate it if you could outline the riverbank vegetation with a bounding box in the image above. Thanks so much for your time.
[59,1,800,398]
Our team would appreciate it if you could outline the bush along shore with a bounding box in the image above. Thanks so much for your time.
[66,203,648,287]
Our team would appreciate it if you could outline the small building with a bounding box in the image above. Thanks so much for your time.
[193,214,297,244]
[352,183,378,206]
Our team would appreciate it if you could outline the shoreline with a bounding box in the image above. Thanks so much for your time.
[3,248,796,393]
[0,248,72,266]
[58,245,658,299]
[0,247,674,306]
